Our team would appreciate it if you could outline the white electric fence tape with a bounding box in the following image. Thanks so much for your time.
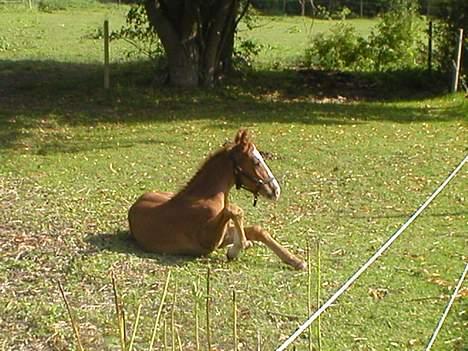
[276,155,467,351]
[424,263,467,351]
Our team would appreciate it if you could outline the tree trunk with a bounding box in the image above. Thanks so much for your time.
[299,0,305,16]
[144,0,241,88]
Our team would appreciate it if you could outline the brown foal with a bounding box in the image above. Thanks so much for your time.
[128,129,306,270]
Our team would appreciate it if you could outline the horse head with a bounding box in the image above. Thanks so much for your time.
[230,129,281,205]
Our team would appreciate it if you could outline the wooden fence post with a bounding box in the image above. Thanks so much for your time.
[451,28,463,93]
[104,20,110,90]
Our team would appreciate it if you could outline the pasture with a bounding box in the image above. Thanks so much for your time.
[0,3,467,351]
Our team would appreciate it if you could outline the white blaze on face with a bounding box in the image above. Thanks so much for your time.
[252,145,281,200]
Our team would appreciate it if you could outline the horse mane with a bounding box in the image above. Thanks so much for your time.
[172,129,254,198]
[173,144,234,198]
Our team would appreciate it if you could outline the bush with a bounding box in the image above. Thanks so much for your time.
[305,23,370,71]
[367,0,425,71]
[37,0,97,12]
[430,0,468,74]
[305,0,426,72]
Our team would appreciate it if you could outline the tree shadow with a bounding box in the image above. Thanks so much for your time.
[1,59,465,153]
[85,230,203,267]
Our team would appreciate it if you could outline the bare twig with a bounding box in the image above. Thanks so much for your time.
[192,278,201,351]
[307,242,312,351]
[128,303,142,351]
[171,282,178,351]
[149,269,171,351]
[317,239,322,350]
[235,0,251,28]
[57,281,85,351]
[257,330,262,351]
[163,317,168,351]
[233,290,238,351]
[176,327,183,351]
[111,271,127,351]
[206,267,212,351]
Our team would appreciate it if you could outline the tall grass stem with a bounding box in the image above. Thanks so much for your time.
[111,271,127,351]
[317,239,322,351]
[171,282,178,351]
[57,281,85,351]
[149,270,171,351]
[192,277,202,351]
[128,304,142,351]
[206,267,212,351]
[306,242,312,351]
[233,290,238,351]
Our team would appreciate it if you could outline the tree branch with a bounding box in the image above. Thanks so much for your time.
[235,0,251,28]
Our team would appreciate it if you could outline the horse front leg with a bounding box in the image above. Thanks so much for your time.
[224,204,252,260]
[198,204,247,255]
[245,225,306,270]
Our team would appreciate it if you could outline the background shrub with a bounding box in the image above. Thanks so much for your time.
[305,0,426,72]
[37,0,97,12]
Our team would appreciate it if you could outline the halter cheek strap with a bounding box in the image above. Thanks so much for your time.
[231,157,275,207]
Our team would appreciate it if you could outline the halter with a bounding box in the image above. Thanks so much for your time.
[230,154,276,207]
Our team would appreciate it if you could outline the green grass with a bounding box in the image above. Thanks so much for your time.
[0,3,467,351]
[0,4,131,62]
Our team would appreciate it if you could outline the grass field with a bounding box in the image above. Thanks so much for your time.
[0,3,467,351]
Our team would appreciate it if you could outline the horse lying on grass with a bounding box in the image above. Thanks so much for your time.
[128,129,305,270]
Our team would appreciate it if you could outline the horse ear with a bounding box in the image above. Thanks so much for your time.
[234,129,250,145]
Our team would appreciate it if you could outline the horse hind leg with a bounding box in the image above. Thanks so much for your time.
[245,225,306,270]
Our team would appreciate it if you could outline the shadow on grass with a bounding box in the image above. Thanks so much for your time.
[0,59,465,153]
[85,230,201,267]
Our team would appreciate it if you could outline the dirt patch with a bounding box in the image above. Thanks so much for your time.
[296,68,448,101]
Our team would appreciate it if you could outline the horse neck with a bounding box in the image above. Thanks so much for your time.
[177,149,234,199]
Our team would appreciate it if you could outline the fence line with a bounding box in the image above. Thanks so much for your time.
[275,155,467,351]
[424,263,468,351]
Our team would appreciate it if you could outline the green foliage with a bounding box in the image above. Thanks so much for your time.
[331,6,352,20]
[306,0,425,72]
[37,0,97,12]
[234,38,263,68]
[233,8,263,69]
[367,0,425,71]
[110,4,165,62]
[305,23,369,71]
[429,0,468,73]
[37,0,65,12]
[112,2,262,72]
[314,5,332,19]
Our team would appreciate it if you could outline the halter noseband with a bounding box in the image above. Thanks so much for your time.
[230,155,275,207]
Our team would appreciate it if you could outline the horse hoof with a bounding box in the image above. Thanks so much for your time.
[295,261,307,270]
[227,246,241,260]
